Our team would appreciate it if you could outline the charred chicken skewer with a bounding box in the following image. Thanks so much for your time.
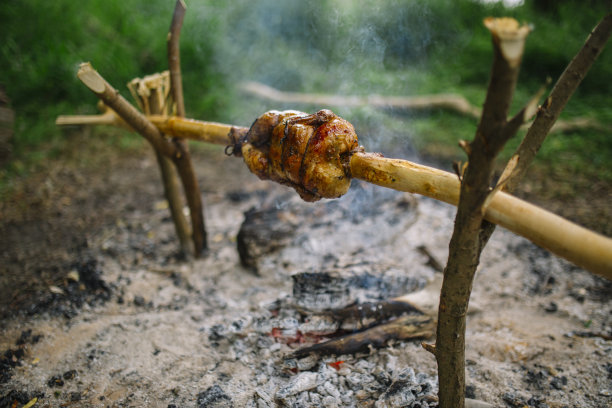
[235,109,359,202]
[57,106,612,277]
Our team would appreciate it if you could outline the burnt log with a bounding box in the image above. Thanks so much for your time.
[290,314,435,358]
[237,206,300,272]
[292,266,427,312]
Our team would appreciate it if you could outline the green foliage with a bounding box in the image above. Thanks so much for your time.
[0,0,225,149]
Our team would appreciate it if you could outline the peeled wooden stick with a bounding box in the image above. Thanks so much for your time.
[118,115,612,277]
[56,112,612,277]
[56,102,129,128]
[148,115,233,145]
[56,111,233,145]
[350,152,612,278]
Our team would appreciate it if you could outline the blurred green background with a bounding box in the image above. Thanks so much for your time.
[1,0,610,188]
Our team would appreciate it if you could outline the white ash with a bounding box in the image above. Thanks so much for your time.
[208,300,439,407]
[2,154,610,407]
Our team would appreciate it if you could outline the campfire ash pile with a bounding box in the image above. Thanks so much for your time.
[207,191,444,407]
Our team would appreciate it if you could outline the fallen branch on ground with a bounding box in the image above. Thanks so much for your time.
[290,314,435,359]
[240,80,608,133]
[241,80,481,118]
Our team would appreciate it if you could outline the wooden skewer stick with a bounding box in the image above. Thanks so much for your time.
[57,112,612,277]
[350,152,612,278]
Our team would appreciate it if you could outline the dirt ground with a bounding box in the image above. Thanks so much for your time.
[1,131,611,408]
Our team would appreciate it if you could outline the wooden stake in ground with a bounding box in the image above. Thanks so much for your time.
[166,0,207,256]
[128,72,193,256]
[432,18,531,408]
[76,62,211,256]
[432,15,612,408]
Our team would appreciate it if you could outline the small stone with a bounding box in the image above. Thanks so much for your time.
[47,374,64,387]
[276,372,320,401]
[63,369,78,380]
[543,302,558,313]
[133,295,146,307]
[322,395,339,408]
[550,376,567,390]
[465,384,476,399]
[196,385,232,408]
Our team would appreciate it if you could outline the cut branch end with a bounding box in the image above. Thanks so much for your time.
[421,342,436,356]
[77,62,105,94]
[484,17,531,67]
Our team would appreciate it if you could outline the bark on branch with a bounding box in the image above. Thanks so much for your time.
[504,13,612,192]
[167,0,207,256]
[435,18,530,408]
[127,72,193,256]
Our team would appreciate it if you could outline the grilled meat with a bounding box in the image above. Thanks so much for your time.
[242,109,360,202]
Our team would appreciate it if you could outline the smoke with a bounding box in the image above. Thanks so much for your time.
[188,1,440,141]
[188,0,448,212]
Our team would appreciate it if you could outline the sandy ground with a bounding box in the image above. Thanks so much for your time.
[1,140,611,407]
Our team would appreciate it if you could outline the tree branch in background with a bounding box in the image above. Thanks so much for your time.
[504,12,612,192]
[478,13,612,263]
[240,81,482,118]
[168,0,208,256]
[240,81,609,134]
[434,18,530,408]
